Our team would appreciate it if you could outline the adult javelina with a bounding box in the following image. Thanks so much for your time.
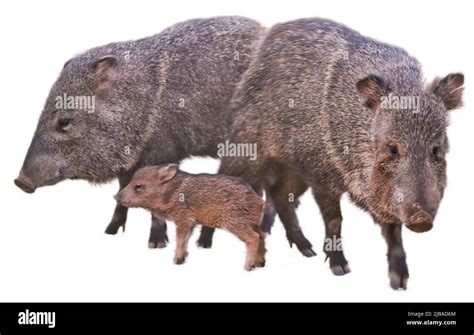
[199,18,464,289]
[14,17,268,248]
[115,164,266,270]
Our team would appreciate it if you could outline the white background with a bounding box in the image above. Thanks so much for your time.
[0,0,472,302]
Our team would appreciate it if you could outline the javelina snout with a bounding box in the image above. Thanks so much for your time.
[14,171,36,194]
[14,160,64,194]
[14,159,64,194]
[403,203,435,233]
[14,133,66,194]
[114,188,138,208]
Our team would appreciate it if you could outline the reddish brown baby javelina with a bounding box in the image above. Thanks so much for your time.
[115,164,266,270]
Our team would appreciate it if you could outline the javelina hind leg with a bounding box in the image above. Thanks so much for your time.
[243,234,260,271]
[198,158,264,249]
[267,168,315,257]
[148,214,168,249]
[380,222,408,290]
[313,189,350,275]
[256,232,267,267]
[174,222,195,265]
[234,229,261,271]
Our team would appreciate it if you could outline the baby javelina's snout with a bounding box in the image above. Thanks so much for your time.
[115,164,266,271]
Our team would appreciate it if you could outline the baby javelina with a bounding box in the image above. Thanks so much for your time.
[115,164,266,270]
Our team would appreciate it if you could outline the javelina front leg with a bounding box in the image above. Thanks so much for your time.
[381,222,408,290]
[148,214,168,249]
[105,174,133,234]
[174,222,195,265]
[313,190,350,275]
[105,204,128,234]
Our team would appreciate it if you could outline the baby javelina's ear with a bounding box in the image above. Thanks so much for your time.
[157,164,179,184]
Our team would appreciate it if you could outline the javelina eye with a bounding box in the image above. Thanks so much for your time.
[57,117,72,131]
[134,184,143,192]
[388,144,399,155]
[432,146,442,161]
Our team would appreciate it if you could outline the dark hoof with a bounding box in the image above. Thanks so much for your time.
[247,261,265,271]
[287,231,314,257]
[327,251,350,276]
[148,229,168,249]
[148,241,168,249]
[197,236,213,249]
[331,264,351,276]
[389,271,408,290]
[300,248,317,258]
[389,256,409,290]
[105,222,125,235]
[255,260,266,268]
[148,235,168,249]
[196,227,215,249]
[174,257,186,265]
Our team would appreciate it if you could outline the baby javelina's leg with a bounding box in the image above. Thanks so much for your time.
[256,230,267,267]
[226,221,266,271]
[173,219,196,265]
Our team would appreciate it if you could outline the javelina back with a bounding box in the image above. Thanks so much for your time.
[199,18,464,289]
[14,16,269,248]
[115,164,266,270]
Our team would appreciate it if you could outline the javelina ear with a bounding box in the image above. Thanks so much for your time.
[158,164,178,184]
[356,75,389,111]
[91,55,118,91]
[430,73,464,111]
[63,59,72,69]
